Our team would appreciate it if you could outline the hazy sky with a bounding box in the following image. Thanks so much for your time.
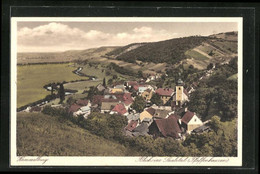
[17,22,237,52]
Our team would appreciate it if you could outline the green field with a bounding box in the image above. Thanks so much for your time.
[17,63,88,108]
[17,112,135,156]
[185,49,209,61]
[212,41,237,53]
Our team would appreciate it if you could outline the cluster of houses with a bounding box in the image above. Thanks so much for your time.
[66,78,210,140]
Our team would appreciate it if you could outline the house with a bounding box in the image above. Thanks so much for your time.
[148,116,182,139]
[74,105,91,118]
[68,104,82,114]
[125,120,139,131]
[125,81,138,88]
[142,117,153,126]
[132,122,150,136]
[172,79,189,107]
[76,99,89,106]
[151,104,172,111]
[114,84,125,90]
[96,84,105,92]
[100,101,118,113]
[141,89,153,102]
[109,88,124,94]
[181,110,203,133]
[155,88,174,105]
[140,107,155,121]
[110,103,128,116]
[192,125,211,134]
[122,92,134,109]
[126,113,140,123]
[153,109,172,119]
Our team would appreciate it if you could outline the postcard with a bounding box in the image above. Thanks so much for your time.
[10,17,243,166]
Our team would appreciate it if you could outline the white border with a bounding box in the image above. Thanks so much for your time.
[11,17,243,166]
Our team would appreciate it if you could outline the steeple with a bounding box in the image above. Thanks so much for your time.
[177,78,184,86]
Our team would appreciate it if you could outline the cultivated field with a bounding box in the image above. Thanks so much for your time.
[17,112,135,156]
[17,63,88,108]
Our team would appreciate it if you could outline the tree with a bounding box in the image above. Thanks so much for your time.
[58,83,65,104]
[207,63,214,70]
[113,75,118,79]
[132,96,146,113]
[138,70,143,78]
[150,93,163,106]
[103,78,106,87]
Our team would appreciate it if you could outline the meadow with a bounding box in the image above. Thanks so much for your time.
[17,112,134,156]
[17,63,88,108]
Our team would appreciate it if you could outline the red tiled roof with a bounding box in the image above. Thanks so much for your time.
[146,107,156,116]
[128,81,138,86]
[181,110,195,124]
[154,117,182,138]
[183,89,189,96]
[91,95,103,105]
[123,93,134,105]
[168,113,181,120]
[133,85,139,91]
[77,99,88,106]
[125,120,138,131]
[112,103,127,115]
[155,88,174,96]
[68,104,81,113]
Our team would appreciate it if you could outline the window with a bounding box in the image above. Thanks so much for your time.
[179,87,181,90]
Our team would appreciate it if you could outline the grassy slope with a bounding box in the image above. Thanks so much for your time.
[17,63,88,108]
[17,112,135,156]
[227,73,238,81]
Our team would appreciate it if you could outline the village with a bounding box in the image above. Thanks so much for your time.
[29,70,212,141]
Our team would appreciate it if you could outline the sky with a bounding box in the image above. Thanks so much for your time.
[17,21,238,52]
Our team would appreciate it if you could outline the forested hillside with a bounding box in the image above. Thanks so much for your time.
[108,36,208,64]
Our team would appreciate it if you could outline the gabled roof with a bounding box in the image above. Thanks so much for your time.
[125,120,138,131]
[101,102,118,111]
[168,113,181,120]
[153,109,171,119]
[153,117,182,138]
[181,111,195,124]
[96,84,105,91]
[80,106,91,112]
[77,99,89,106]
[183,89,189,97]
[112,103,127,115]
[146,107,156,116]
[127,114,140,121]
[68,104,81,113]
[155,88,174,96]
[123,93,134,105]
[133,122,149,134]
[91,95,103,105]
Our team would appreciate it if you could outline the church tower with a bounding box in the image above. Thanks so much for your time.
[175,79,184,106]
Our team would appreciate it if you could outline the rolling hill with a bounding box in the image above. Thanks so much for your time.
[105,31,238,70]
[17,46,118,64]
[17,112,139,156]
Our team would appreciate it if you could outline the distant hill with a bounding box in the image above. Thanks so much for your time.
[17,46,118,64]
